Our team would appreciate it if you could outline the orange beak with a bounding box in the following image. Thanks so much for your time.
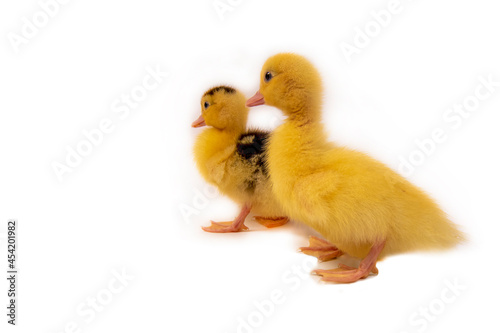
[191,114,206,128]
[246,91,265,107]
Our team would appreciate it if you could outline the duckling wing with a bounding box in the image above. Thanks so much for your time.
[205,144,236,185]
[292,169,341,219]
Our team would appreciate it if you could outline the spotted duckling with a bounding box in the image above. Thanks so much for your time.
[192,85,288,232]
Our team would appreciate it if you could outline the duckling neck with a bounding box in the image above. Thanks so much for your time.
[288,103,321,126]
[288,104,322,129]
[268,105,330,177]
[196,127,240,158]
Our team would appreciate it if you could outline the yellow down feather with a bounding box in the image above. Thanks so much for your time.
[255,53,465,259]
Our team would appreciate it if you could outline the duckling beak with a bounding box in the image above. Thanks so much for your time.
[246,91,265,107]
[191,115,206,128]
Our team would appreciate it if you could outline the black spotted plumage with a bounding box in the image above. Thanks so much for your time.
[237,131,269,166]
[203,86,236,96]
[236,130,270,193]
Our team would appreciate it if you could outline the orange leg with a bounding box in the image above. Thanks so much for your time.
[202,204,251,233]
[313,240,386,283]
[299,236,343,262]
[254,216,289,228]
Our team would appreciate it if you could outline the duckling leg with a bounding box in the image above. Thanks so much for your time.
[254,216,289,228]
[299,236,343,262]
[202,204,251,233]
[312,240,386,283]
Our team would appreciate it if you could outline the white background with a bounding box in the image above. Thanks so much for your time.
[1,0,499,332]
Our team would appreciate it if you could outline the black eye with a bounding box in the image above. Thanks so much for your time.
[264,72,272,82]
[204,102,209,109]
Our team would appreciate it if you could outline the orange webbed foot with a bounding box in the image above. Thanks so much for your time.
[312,240,386,284]
[201,221,249,233]
[313,264,379,283]
[201,204,252,233]
[299,236,343,262]
[254,216,289,228]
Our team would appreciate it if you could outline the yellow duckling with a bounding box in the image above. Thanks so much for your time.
[247,53,465,283]
[192,85,288,232]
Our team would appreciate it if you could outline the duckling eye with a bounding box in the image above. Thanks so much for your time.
[264,72,273,82]
[204,101,210,109]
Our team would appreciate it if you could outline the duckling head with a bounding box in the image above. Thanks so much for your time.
[246,53,323,121]
[192,85,248,133]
